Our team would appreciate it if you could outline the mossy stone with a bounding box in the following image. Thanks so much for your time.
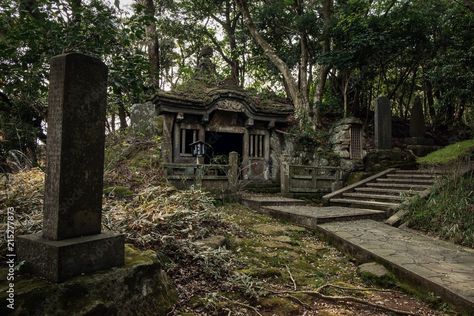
[0,244,177,316]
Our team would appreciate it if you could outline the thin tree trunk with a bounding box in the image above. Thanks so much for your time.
[312,0,333,126]
[405,67,418,120]
[143,0,160,89]
[111,112,116,132]
[235,0,311,126]
[343,71,351,117]
[424,78,435,123]
[118,103,128,130]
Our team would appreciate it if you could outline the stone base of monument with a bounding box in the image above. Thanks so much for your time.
[402,137,439,157]
[407,144,440,157]
[1,244,177,316]
[17,231,124,283]
[403,137,435,146]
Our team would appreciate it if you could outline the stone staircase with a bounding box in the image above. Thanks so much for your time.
[240,168,474,313]
[322,168,445,216]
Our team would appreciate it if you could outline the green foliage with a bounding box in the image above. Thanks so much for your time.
[405,173,474,248]
[417,139,474,165]
[1,0,473,158]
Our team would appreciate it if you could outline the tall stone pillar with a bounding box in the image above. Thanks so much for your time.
[17,53,124,282]
[409,96,426,138]
[374,96,392,149]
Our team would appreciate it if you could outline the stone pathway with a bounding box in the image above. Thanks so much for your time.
[262,205,386,227]
[318,219,474,313]
[241,195,386,223]
[240,167,474,313]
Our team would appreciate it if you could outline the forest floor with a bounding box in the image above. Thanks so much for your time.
[169,203,452,315]
[0,134,458,315]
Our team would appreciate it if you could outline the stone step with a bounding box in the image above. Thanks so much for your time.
[241,195,305,211]
[394,169,448,175]
[386,173,438,179]
[365,182,429,191]
[317,220,474,313]
[376,178,435,185]
[342,192,403,202]
[354,187,419,195]
[261,205,386,227]
[329,198,399,211]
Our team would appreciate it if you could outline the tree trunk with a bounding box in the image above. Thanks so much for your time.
[111,112,116,132]
[118,103,128,130]
[312,0,333,126]
[235,0,311,126]
[424,77,435,124]
[143,0,160,89]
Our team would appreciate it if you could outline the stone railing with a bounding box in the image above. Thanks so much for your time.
[163,152,239,192]
[280,162,342,194]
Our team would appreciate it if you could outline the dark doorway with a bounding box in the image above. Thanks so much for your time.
[205,132,243,164]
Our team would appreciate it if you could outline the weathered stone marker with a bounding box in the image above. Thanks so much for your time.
[409,96,426,138]
[130,101,157,136]
[17,53,124,282]
[374,96,392,149]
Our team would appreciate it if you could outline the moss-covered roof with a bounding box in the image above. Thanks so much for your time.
[151,78,293,119]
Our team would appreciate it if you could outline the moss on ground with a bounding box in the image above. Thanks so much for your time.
[417,139,474,165]
[171,203,454,315]
[103,185,134,198]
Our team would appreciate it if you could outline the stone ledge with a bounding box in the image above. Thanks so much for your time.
[17,232,124,282]
[1,244,177,316]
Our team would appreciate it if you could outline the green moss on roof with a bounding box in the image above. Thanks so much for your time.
[155,77,293,114]
[417,139,474,165]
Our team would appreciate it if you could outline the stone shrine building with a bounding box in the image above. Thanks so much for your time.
[153,84,293,181]
[152,47,294,183]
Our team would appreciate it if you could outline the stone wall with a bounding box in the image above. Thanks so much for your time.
[329,117,366,173]
[270,117,369,186]
[270,130,340,183]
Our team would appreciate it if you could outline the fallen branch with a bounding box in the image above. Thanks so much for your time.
[276,293,312,310]
[285,265,297,290]
[274,289,416,316]
[324,283,402,294]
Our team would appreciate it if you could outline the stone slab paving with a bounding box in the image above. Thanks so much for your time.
[261,205,386,227]
[242,195,305,203]
[241,194,306,210]
[317,219,474,313]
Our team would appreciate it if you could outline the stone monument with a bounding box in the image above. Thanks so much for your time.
[374,96,392,150]
[409,96,426,138]
[130,101,157,136]
[17,53,124,282]
[406,96,435,156]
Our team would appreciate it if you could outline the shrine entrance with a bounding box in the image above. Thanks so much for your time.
[205,131,243,164]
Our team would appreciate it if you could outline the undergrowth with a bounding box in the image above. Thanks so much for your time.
[417,139,474,165]
[405,172,474,248]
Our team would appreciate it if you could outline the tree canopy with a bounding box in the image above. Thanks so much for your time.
[1,0,473,165]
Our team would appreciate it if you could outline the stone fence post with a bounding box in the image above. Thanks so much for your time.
[228,151,239,192]
[195,165,203,188]
[280,159,290,195]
